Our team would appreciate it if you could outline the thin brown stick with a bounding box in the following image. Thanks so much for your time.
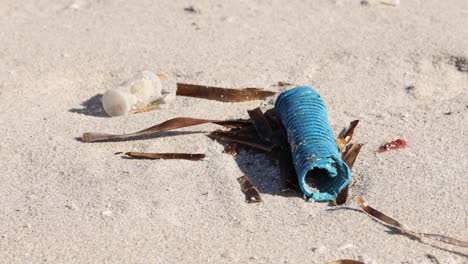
[248,107,273,143]
[176,83,275,102]
[223,143,238,156]
[81,117,249,143]
[355,196,468,248]
[237,175,262,203]
[328,260,364,264]
[125,152,205,161]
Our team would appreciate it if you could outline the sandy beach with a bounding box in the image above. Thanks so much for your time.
[0,0,467,263]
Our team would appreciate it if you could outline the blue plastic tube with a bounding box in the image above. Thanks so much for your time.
[274,86,351,201]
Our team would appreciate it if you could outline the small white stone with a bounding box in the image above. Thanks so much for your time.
[101,210,112,216]
[338,243,354,250]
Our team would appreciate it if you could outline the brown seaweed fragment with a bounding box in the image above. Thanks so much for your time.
[132,103,158,114]
[223,143,238,156]
[176,83,275,102]
[342,143,364,170]
[81,117,249,143]
[208,130,274,152]
[277,81,292,86]
[328,260,364,264]
[336,120,359,152]
[237,175,262,203]
[278,147,299,192]
[355,196,468,248]
[248,107,274,143]
[125,152,205,161]
[335,142,363,205]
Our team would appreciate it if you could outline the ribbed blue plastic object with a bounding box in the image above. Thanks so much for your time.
[275,86,351,201]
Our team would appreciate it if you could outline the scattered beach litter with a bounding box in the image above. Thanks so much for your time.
[80,82,467,252]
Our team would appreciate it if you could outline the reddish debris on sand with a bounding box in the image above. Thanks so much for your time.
[378,139,408,153]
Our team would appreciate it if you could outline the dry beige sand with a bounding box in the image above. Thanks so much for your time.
[1,0,467,263]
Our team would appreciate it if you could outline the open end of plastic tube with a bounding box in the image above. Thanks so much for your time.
[301,158,351,201]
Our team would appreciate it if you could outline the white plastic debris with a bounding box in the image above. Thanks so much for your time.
[102,71,162,116]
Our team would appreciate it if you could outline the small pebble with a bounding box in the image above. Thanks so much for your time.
[65,204,78,210]
[101,210,112,216]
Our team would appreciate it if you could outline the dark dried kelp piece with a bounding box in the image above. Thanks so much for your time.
[335,143,364,205]
[208,131,274,152]
[125,152,205,161]
[223,143,238,156]
[328,260,364,264]
[237,175,262,203]
[336,120,359,152]
[248,107,274,143]
[81,117,249,143]
[342,143,364,170]
[176,83,275,102]
[334,185,349,206]
[212,125,258,139]
[278,147,299,192]
[355,196,468,248]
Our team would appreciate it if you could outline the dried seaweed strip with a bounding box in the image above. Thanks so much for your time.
[208,131,274,152]
[355,196,468,248]
[328,260,364,264]
[81,117,249,143]
[214,125,258,139]
[342,143,364,170]
[335,142,363,205]
[277,81,292,86]
[237,175,262,203]
[125,152,205,161]
[278,147,299,192]
[336,120,359,152]
[176,83,275,102]
[132,103,158,114]
[248,107,273,143]
[208,129,259,143]
[223,143,238,156]
[334,185,349,206]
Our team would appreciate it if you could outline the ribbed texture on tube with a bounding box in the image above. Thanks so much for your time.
[275,86,351,201]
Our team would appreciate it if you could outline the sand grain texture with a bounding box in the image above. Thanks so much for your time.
[0,0,467,263]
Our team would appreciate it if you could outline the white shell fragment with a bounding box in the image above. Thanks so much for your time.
[380,0,399,6]
[102,71,162,116]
